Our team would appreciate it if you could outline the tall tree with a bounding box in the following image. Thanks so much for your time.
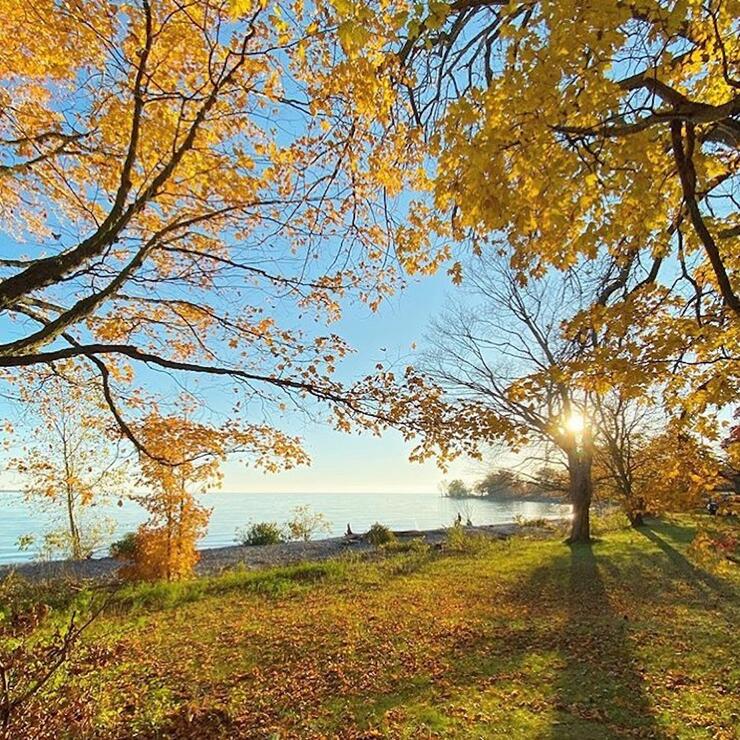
[590,393,720,525]
[0,0,455,470]
[424,256,598,541]
[591,391,660,526]
[322,0,738,450]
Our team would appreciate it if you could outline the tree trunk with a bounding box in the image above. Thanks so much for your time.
[566,445,593,544]
[66,486,82,560]
[627,497,645,527]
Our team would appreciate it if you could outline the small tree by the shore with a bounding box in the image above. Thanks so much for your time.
[122,411,307,581]
[10,365,128,560]
[122,414,223,582]
[286,506,331,542]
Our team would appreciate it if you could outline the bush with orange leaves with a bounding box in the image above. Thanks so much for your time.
[119,411,307,582]
[121,503,210,582]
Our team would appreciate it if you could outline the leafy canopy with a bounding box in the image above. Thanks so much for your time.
[321,0,739,428]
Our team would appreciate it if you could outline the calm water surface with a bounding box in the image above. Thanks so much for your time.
[0,491,571,564]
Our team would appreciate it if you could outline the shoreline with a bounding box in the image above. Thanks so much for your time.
[444,494,565,505]
[0,521,545,583]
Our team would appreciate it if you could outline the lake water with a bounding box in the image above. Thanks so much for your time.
[0,491,571,564]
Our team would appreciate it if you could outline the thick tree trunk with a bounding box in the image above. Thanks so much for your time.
[628,497,645,527]
[567,462,592,543]
[625,494,646,527]
[566,448,593,544]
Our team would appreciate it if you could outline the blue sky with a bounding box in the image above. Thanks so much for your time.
[218,270,478,493]
[0,265,479,493]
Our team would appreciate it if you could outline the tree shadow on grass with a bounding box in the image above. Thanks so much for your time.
[119,541,687,739]
[545,542,664,739]
[635,523,733,599]
[307,544,666,739]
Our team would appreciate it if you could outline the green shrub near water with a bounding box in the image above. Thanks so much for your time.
[237,521,287,546]
[381,537,430,555]
[366,523,395,546]
[444,522,491,553]
[109,532,137,560]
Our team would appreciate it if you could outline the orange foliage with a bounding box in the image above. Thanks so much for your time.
[122,413,230,581]
[0,0,452,484]
[634,428,720,516]
[123,508,209,583]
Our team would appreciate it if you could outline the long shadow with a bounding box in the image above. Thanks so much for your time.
[118,543,677,738]
[301,545,666,738]
[636,523,733,599]
[547,542,663,739]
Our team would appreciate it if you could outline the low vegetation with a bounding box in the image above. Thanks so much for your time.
[236,521,287,547]
[109,532,137,560]
[365,522,395,546]
[1,518,737,738]
[236,507,333,547]
[285,505,331,542]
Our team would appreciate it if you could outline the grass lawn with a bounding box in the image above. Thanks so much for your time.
[6,518,739,739]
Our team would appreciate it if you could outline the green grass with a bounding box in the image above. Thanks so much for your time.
[4,518,739,739]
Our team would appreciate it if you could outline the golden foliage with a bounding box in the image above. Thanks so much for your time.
[8,365,127,559]
[316,0,739,418]
[122,413,223,581]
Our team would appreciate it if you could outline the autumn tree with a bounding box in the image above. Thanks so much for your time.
[0,0,470,486]
[630,425,720,517]
[122,411,307,581]
[317,0,738,534]
[722,407,740,479]
[424,255,600,541]
[588,386,722,523]
[9,366,127,559]
[374,0,737,396]
[591,391,661,526]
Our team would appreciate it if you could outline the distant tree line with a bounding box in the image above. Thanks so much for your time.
[442,469,565,504]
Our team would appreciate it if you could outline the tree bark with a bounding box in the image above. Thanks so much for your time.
[66,489,82,560]
[566,440,593,544]
[627,497,646,528]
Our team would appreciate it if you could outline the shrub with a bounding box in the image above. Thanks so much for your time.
[109,532,137,560]
[285,505,331,542]
[512,516,550,528]
[0,595,102,735]
[365,523,395,546]
[382,537,430,555]
[17,519,115,562]
[591,509,631,535]
[237,521,286,546]
[445,522,490,553]
[120,515,206,582]
[689,521,739,574]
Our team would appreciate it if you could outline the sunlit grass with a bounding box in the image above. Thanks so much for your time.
[4,518,738,738]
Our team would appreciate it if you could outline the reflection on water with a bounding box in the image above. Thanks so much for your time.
[0,490,571,564]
